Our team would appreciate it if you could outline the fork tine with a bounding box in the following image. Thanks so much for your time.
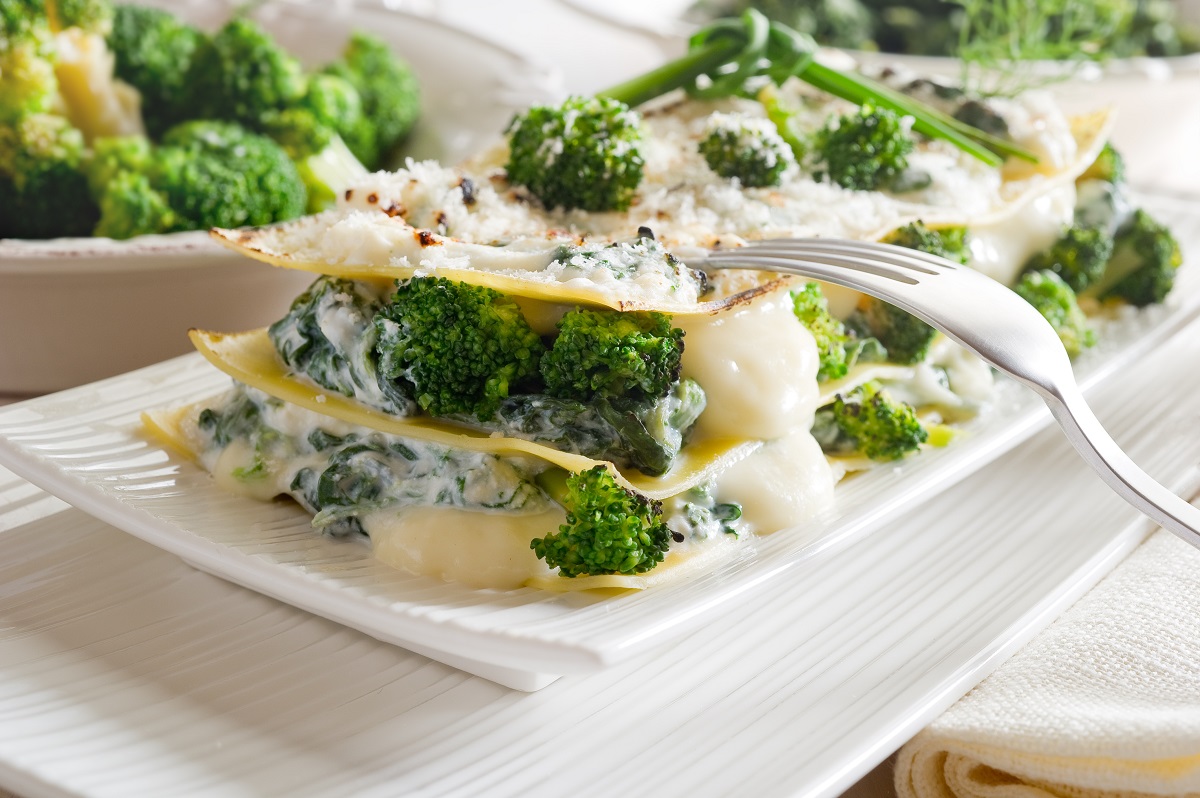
[802,238,961,270]
[706,241,942,277]
[724,238,960,273]
[726,242,944,275]
[707,253,921,299]
[819,240,958,271]
[706,246,928,283]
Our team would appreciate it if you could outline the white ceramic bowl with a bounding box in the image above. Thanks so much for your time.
[0,0,559,395]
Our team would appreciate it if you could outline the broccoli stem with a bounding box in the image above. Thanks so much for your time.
[535,467,571,507]
[298,135,369,213]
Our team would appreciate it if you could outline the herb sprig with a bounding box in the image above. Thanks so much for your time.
[951,0,1131,96]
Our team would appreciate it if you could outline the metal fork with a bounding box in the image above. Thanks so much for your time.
[698,238,1200,549]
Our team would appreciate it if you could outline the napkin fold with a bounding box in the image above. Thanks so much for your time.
[895,529,1200,798]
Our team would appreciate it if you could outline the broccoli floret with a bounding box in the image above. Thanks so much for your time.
[791,282,847,381]
[92,169,174,238]
[489,378,706,477]
[1078,142,1125,185]
[1023,225,1114,293]
[810,103,914,192]
[0,112,98,238]
[373,277,546,420]
[1085,209,1181,307]
[844,221,959,364]
[84,125,306,236]
[83,133,149,193]
[831,380,927,461]
[184,16,305,129]
[0,0,113,35]
[530,466,671,578]
[259,107,367,213]
[1073,178,1132,236]
[791,281,885,381]
[0,37,57,121]
[155,119,306,229]
[541,308,684,403]
[847,299,936,365]
[49,0,112,33]
[699,111,795,187]
[884,221,969,264]
[106,4,203,138]
[0,5,58,121]
[321,32,419,170]
[506,94,645,212]
[1014,270,1095,359]
[301,72,374,164]
[1,0,46,38]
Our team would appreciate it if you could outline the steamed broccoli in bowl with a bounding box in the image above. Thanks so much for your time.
[0,0,422,240]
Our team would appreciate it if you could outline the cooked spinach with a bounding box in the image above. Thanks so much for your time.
[265,277,710,475]
[668,482,744,540]
[268,275,415,415]
[197,387,287,481]
[476,378,707,476]
[289,434,546,536]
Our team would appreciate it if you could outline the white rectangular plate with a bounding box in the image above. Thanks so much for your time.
[1,194,1197,691]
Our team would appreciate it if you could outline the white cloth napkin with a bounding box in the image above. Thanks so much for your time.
[895,529,1200,798]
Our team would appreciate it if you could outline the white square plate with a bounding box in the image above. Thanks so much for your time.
[1,193,1198,691]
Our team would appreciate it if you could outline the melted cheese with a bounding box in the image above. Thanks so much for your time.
[967,183,1076,285]
[367,507,561,589]
[714,430,835,535]
[817,362,919,407]
[678,284,821,440]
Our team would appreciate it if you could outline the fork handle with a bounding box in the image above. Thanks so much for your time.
[1043,384,1200,549]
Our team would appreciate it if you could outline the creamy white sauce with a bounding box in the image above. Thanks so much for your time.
[931,338,995,405]
[991,92,1079,181]
[211,439,281,502]
[677,284,821,440]
[966,183,1076,285]
[714,430,835,534]
[194,386,548,518]
[867,337,994,419]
